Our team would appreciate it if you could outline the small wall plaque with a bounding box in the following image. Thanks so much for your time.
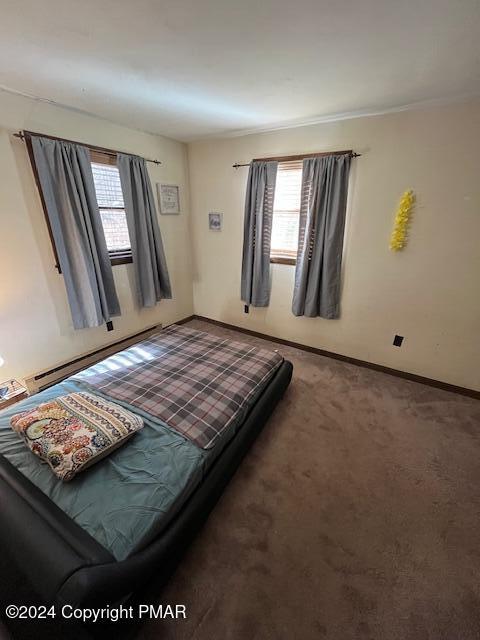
[158,184,180,214]
[208,212,223,231]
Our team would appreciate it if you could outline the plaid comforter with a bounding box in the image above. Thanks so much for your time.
[73,325,283,449]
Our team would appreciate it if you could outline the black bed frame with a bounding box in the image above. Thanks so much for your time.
[0,360,293,608]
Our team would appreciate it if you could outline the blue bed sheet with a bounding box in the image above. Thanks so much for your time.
[0,380,209,561]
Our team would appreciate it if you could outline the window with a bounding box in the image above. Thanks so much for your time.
[270,160,303,264]
[90,151,132,265]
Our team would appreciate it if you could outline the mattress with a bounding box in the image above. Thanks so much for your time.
[0,325,283,562]
[72,323,284,449]
[0,379,205,561]
[0,358,293,607]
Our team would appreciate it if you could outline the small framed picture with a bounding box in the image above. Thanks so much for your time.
[157,184,180,214]
[209,212,223,231]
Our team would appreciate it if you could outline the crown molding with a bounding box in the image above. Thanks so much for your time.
[205,92,480,141]
[0,84,182,144]
[2,83,479,144]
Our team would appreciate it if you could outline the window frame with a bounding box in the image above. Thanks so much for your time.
[26,136,132,272]
[90,150,132,266]
[269,160,303,266]
[270,255,297,266]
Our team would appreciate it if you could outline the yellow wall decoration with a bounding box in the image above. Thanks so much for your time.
[389,189,415,251]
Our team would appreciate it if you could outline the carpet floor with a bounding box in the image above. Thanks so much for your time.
[3,319,480,640]
[136,319,480,640]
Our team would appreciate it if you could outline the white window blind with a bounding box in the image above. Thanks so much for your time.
[271,160,303,260]
[91,162,131,253]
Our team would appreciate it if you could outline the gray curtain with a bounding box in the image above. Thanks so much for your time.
[31,136,120,329]
[117,154,172,307]
[292,154,351,318]
[241,161,278,306]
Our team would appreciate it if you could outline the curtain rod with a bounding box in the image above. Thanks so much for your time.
[232,149,361,168]
[13,130,162,166]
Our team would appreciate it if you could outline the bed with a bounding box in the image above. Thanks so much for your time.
[0,324,292,607]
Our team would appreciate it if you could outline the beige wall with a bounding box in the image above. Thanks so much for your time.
[188,101,480,391]
[1,93,478,391]
[0,90,193,381]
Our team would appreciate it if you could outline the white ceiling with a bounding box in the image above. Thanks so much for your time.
[1,0,479,141]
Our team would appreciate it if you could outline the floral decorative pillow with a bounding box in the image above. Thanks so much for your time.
[10,392,143,481]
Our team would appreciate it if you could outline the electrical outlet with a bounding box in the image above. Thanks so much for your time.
[393,335,404,347]
[244,305,249,314]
